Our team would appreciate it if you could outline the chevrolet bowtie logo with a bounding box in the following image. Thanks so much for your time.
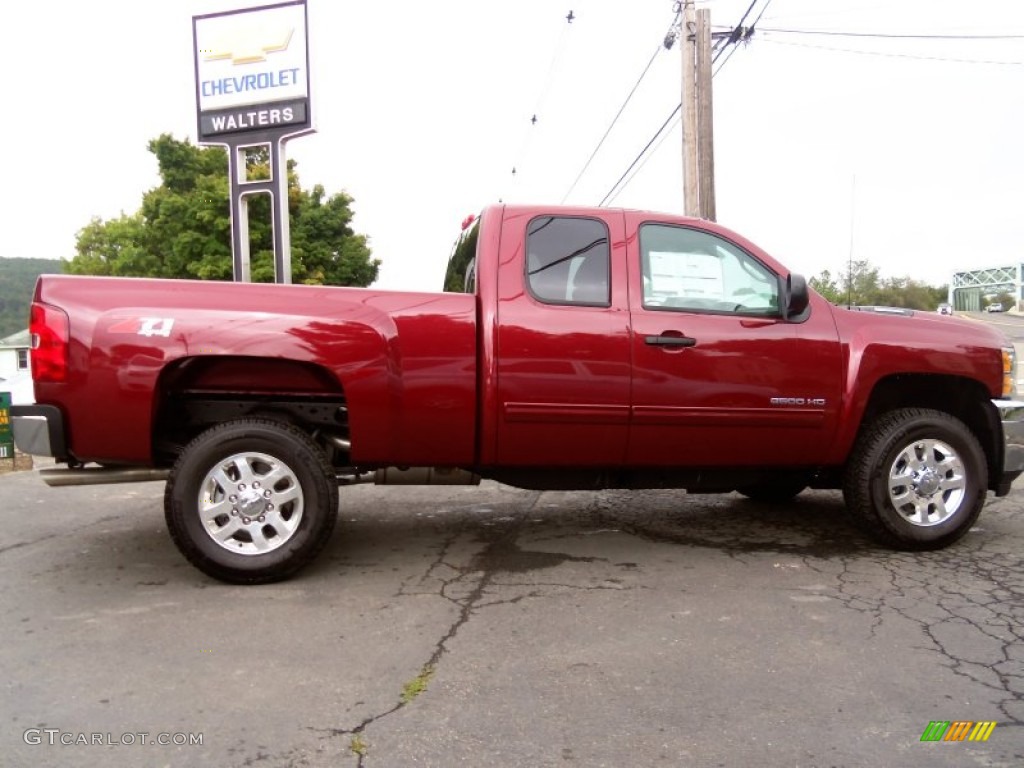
[202,27,294,65]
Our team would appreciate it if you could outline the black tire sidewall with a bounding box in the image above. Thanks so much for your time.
[166,421,337,582]
[864,412,985,546]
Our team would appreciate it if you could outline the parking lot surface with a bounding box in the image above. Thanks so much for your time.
[1,469,1022,767]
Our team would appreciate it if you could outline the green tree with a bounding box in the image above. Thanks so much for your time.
[808,269,842,304]
[0,257,62,337]
[992,291,1015,311]
[64,134,380,286]
[810,259,947,310]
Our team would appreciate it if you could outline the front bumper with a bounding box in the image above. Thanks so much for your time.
[11,405,67,460]
[992,398,1024,495]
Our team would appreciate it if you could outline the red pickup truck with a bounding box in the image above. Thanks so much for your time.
[13,204,1024,583]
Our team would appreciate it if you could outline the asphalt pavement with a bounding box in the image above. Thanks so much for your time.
[1,466,1022,768]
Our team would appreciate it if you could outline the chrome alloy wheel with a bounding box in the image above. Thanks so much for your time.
[887,438,966,527]
[197,451,304,554]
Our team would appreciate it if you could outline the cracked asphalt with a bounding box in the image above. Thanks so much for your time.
[1,469,1022,767]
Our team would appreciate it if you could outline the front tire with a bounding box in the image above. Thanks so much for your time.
[843,408,986,550]
[165,419,338,584]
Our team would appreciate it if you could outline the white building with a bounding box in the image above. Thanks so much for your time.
[0,330,34,404]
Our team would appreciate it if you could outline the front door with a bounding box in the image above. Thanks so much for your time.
[626,218,843,467]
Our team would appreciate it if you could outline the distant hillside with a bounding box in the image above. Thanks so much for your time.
[0,257,63,338]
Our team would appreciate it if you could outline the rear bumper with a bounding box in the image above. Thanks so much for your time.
[11,405,68,460]
[992,398,1024,495]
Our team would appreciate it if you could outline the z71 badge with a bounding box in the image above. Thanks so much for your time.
[108,318,176,338]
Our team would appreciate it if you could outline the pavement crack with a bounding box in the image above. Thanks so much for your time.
[826,545,1024,726]
[318,493,549,763]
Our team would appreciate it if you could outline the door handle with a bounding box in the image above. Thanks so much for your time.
[644,334,696,348]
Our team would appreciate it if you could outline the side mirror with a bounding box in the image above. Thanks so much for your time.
[786,274,810,321]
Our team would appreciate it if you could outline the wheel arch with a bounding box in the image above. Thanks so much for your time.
[848,373,1001,491]
[151,356,350,467]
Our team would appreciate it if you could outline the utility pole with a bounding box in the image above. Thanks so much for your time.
[695,8,716,221]
[681,2,716,220]
[681,0,699,217]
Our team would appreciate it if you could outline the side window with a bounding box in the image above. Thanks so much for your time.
[526,216,610,306]
[640,224,779,315]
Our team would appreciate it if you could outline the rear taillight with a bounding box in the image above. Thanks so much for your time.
[29,302,70,382]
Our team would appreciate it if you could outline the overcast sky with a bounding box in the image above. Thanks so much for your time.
[2,0,1021,291]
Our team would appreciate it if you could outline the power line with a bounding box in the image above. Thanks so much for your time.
[712,36,743,76]
[611,110,683,204]
[750,0,775,30]
[561,9,682,204]
[730,0,761,40]
[749,27,1024,40]
[710,0,774,78]
[561,43,663,204]
[600,0,769,206]
[759,35,1024,66]
[598,105,681,206]
[505,11,575,196]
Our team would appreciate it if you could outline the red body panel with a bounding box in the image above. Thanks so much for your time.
[622,211,844,466]
[825,307,1006,463]
[493,208,631,466]
[30,204,1008,473]
[33,277,477,466]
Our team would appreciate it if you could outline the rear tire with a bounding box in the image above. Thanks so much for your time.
[843,408,986,550]
[165,418,338,584]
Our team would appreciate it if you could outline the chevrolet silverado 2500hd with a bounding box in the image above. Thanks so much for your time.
[12,205,1024,583]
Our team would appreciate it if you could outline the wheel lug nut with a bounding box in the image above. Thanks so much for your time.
[229,495,238,502]
[263,490,272,498]
[231,509,238,516]
[258,515,266,523]
[266,503,274,511]
[253,481,261,489]
[242,516,251,524]
[238,483,247,491]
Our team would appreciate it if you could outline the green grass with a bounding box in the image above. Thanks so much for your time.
[349,734,368,757]
[400,664,435,704]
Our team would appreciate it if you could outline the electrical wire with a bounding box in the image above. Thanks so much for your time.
[610,111,683,204]
[600,0,770,205]
[758,35,1024,66]
[753,27,1024,40]
[712,37,742,76]
[731,0,761,39]
[560,43,664,204]
[710,0,774,79]
[598,105,681,206]
[750,0,775,30]
[506,11,575,195]
[560,8,682,204]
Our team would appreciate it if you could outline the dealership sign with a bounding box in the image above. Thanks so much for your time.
[0,392,12,459]
[193,1,312,140]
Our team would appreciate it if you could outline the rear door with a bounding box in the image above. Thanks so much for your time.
[492,209,631,466]
[625,216,843,467]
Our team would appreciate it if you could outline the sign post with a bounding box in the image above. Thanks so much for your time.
[193,0,315,283]
[0,392,13,460]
